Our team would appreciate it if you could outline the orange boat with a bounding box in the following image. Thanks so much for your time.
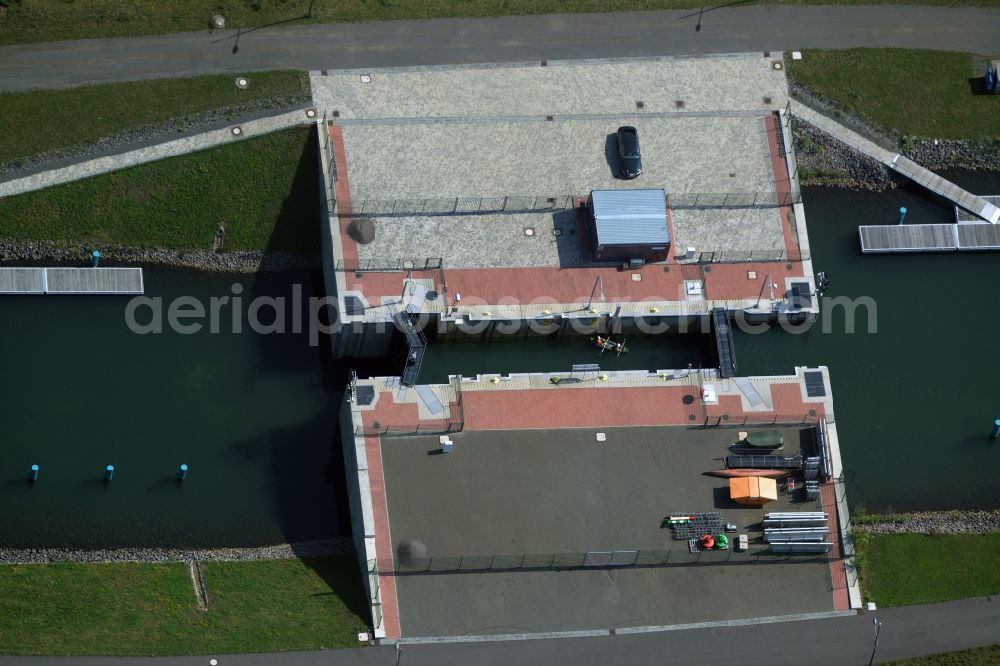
[704,468,792,479]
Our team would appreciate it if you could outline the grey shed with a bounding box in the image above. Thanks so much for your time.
[589,189,670,263]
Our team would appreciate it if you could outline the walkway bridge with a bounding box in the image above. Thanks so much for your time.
[0,267,144,294]
[712,308,736,379]
[391,305,427,387]
[790,101,1000,224]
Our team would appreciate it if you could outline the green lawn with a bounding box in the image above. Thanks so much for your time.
[888,644,1000,665]
[856,532,1000,607]
[789,49,1000,140]
[0,71,308,165]
[0,126,320,254]
[0,1,995,46]
[0,557,368,656]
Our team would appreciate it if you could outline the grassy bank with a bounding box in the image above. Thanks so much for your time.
[788,49,1000,140]
[0,126,319,254]
[0,1,996,46]
[0,71,308,166]
[888,645,1000,665]
[0,557,368,656]
[856,532,1000,607]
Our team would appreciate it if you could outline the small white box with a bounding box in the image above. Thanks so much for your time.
[792,51,802,60]
[596,432,607,442]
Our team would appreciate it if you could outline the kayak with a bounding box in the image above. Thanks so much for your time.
[590,336,629,354]
[704,468,792,479]
[741,430,784,448]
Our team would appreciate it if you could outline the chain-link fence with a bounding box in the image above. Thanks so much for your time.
[694,247,810,263]
[368,545,833,577]
[341,191,801,219]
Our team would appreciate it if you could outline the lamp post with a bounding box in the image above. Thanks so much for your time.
[868,616,883,666]
[753,272,771,310]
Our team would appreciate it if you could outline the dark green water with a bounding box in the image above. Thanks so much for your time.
[417,332,713,384]
[734,170,1000,512]
[0,269,351,548]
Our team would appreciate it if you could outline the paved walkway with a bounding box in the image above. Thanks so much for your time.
[0,108,313,197]
[1,7,999,91]
[1,597,997,665]
[790,100,1000,224]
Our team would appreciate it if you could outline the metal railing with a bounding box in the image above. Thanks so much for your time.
[367,545,833,576]
[700,413,826,428]
[670,191,801,209]
[346,195,577,217]
[340,191,801,219]
[335,257,443,272]
[695,247,810,264]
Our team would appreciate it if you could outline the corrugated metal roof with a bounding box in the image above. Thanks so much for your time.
[591,189,669,246]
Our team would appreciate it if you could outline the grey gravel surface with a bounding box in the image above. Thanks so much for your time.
[342,115,774,202]
[0,538,354,564]
[312,55,787,121]
[0,239,319,272]
[858,510,1000,535]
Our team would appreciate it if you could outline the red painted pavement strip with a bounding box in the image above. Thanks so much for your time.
[821,480,852,611]
[362,430,402,638]
[327,125,360,273]
[364,380,819,433]
[764,113,802,261]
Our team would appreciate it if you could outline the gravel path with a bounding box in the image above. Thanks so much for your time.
[0,238,319,273]
[0,108,316,198]
[0,538,356,565]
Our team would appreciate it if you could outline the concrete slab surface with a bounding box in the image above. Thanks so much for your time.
[380,425,832,636]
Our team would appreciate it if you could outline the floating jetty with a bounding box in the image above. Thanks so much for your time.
[0,267,143,294]
[859,223,1000,254]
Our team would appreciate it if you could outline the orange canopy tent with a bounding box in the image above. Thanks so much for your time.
[729,476,778,506]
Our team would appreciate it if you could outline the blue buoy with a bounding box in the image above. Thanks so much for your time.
[28,464,39,482]
[992,419,1000,439]
[897,207,908,225]
[177,464,188,480]
[103,464,114,481]
[91,250,101,267]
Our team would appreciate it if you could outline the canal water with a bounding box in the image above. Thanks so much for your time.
[1,171,998,549]
[0,269,354,549]
[733,170,1000,513]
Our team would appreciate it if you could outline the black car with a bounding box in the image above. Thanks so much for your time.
[616,126,642,179]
